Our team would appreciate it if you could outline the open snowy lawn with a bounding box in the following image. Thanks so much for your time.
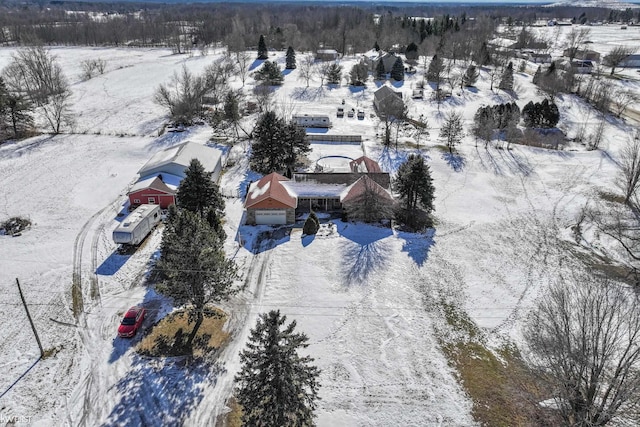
[0,39,637,425]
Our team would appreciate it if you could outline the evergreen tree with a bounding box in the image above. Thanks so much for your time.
[462,64,479,87]
[373,41,380,52]
[540,98,560,128]
[439,111,465,153]
[473,106,495,147]
[254,60,284,85]
[405,42,419,62]
[426,54,444,83]
[250,111,310,175]
[390,57,405,81]
[522,99,559,128]
[157,208,237,349]
[282,120,310,176]
[375,59,386,80]
[349,62,368,86]
[532,66,542,86]
[235,310,321,427]
[257,35,268,60]
[303,212,320,235]
[326,63,343,85]
[285,46,296,70]
[251,111,287,174]
[394,154,435,213]
[176,158,224,219]
[475,42,491,66]
[4,94,33,140]
[498,62,514,91]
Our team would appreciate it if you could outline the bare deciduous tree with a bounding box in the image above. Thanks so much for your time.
[297,54,315,88]
[563,28,591,62]
[618,135,640,204]
[234,51,251,87]
[611,87,639,118]
[604,46,636,76]
[2,46,73,134]
[343,175,395,223]
[524,274,640,426]
[154,65,208,124]
[439,111,465,153]
[80,58,107,80]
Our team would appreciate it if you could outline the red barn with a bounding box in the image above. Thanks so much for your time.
[127,173,181,209]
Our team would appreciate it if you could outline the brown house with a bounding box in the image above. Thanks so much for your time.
[244,157,394,225]
[245,173,297,225]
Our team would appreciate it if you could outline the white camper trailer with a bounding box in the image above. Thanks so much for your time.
[113,204,161,246]
[292,114,332,128]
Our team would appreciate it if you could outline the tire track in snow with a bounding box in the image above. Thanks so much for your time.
[185,235,276,426]
[75,227,164,427]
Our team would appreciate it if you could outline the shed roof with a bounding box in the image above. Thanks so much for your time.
[245,173,297,209]
[138,142,223,178]
[374,85,402,102]
[130,173,182,194]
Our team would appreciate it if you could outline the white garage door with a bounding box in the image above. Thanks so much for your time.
[255,210,287,225]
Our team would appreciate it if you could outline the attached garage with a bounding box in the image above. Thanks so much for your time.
[245,173,298,225]
[254,210,287,225]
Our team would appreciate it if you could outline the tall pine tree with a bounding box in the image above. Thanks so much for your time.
[250,111,310,175]
[254,60,284,85]
[235,310,321,427]
[462,64,479,87]
[426,54,444,83]
[394,154,435,213]
[326,63,343,85]
[349,62,368,86]
[498,61,514,91]
[177,158,224,220]
[257,35,268,60]
[375,59,386,80]
[157,208,237,349]
[390,57,405,81]
[285,46,296,70]
[251,111,287,174]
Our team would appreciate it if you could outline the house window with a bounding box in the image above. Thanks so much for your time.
[133,199,141,204]
[148,197,156,204]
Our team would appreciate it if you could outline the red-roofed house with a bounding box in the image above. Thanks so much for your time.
[245,173,297,225]
[244,158,394,225]
[341,175,393,206]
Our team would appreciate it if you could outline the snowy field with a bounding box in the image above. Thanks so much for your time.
[0,27,636,426]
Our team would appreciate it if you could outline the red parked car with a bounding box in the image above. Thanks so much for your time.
[118,306,146,338]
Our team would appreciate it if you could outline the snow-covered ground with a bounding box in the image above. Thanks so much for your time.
[0,38,635,425]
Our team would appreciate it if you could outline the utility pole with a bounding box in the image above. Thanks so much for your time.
[16,278,44,358]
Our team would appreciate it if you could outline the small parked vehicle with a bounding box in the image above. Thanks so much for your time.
[357,110,365,120]
[337,107,344,118]
[118,306,146,338]
[347,109,355,118]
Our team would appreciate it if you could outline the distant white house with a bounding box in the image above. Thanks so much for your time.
[620,54,640,68]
